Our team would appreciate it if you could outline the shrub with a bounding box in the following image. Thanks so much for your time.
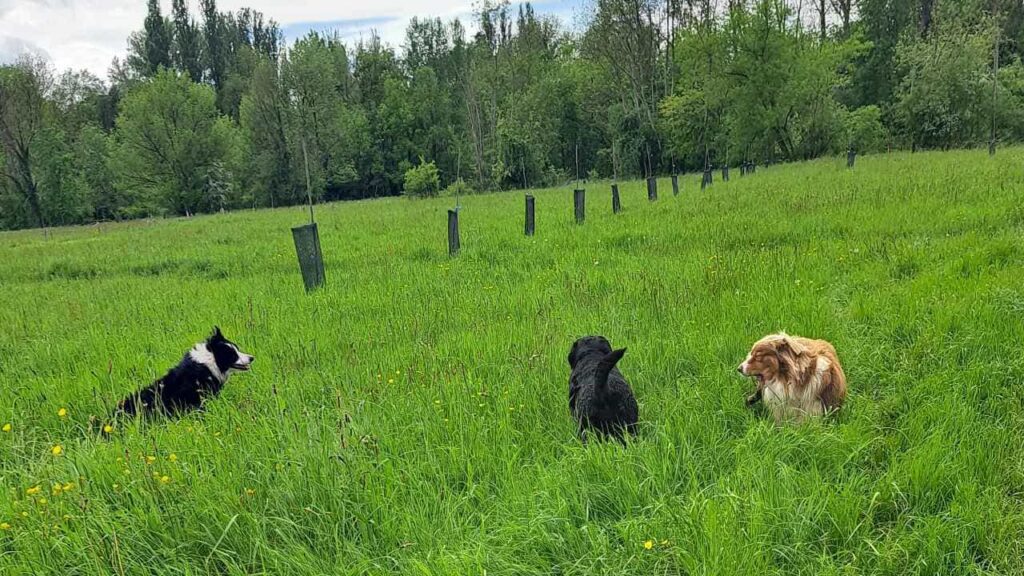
[442,178,475,198]
[841,105,887,153]
[403,159,441,198]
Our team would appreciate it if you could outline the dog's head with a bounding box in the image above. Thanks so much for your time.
[205,326,254,374]
[568,336,613,368]
[737,333,806,386]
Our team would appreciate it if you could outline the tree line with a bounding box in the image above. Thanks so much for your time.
[1,0,1022,230]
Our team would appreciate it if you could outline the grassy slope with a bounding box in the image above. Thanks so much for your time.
[0,150,1022,575]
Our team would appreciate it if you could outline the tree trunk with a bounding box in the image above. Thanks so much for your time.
[818,0,828,41]
[920,0,935,37]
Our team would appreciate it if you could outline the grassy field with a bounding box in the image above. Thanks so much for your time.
[1,149,1023,575]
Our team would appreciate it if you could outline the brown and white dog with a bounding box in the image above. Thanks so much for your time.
[737,333,846,423]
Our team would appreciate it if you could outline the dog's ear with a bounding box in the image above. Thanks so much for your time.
[772,335,806,375]
[568,340,580,367]
[210,326,223,341]
[777,334,807,356]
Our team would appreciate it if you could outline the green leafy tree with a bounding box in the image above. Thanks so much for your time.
[32,126,93,226]
[285,33,367,200]
[239,59,295,207]
[73,125,121,220]
[894,25,992,149]
[111,70,231,216]
[201,0,227,108]
[143,0,172,75]
[0,56,51,229]
[172,0,203,82]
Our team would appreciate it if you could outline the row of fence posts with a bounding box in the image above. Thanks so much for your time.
[445,161,778,257]
[292,151,861,285]
[293,142,864,288]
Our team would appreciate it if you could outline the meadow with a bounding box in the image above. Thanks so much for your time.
[0,149,1023,575]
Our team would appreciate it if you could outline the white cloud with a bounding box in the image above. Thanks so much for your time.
[0,0,578,79]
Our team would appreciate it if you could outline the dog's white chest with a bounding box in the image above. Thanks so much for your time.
[762,361,827,423]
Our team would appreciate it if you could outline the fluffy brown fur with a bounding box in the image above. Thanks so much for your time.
[738,333,846,423]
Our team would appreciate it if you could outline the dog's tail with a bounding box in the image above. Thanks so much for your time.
[596,348,627,390]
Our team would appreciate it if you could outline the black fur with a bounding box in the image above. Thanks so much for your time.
[114,327,253,419]
[568,336,639,443]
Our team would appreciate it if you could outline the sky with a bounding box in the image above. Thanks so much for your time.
[0,0,579,80]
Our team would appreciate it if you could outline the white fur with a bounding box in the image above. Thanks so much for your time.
[815,356,831,381]
[189,344,226,383]
[761,356,831,422]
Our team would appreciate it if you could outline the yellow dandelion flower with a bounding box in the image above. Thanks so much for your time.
[145,456,156,464]
[62,483,74,492]
[395,370,401,376]
[159,476,171,484]
[26,485,41,496]
[57,408,67,418]
[245,488,255,496]
[38,498,48,506]
[1,423,11,432]
[643,540,654,550]
[387,379,395,384]
[51,445,63,456]
[168,453,178,462]
[0,522,9,530]
[103,425,113,434]
[20,512,28,518]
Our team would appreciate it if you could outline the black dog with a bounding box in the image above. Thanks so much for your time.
[568,336,638,443]
[115,327,253,418]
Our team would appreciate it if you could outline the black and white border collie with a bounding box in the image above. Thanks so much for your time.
[115,327,254,418]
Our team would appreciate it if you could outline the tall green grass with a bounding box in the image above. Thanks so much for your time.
[1,149,1022,574]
